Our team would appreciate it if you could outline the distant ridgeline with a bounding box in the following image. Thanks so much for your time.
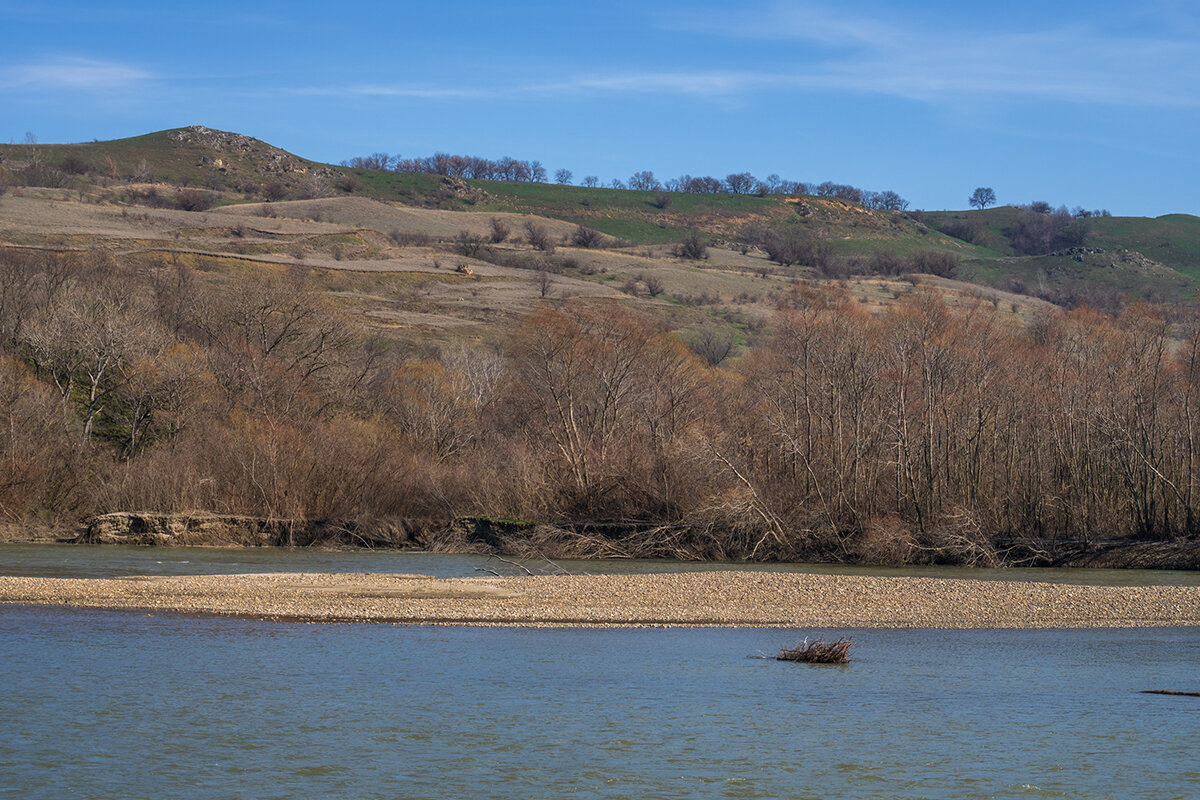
[340,150,910,210]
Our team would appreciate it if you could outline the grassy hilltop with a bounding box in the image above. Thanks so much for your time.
[6,125,1197,354]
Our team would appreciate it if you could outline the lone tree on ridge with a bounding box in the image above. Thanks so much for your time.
[969,187,997,210]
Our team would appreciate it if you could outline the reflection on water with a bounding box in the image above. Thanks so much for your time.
[1,606,1198,800]
[3,543,1200,585]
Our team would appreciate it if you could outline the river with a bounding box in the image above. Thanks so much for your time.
[2,545,1199,799]
[5,542,1200,584]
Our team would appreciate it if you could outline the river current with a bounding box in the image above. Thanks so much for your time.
[2,545,1199,799]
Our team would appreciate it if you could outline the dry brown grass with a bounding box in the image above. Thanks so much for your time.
[213,196,579,241]
[0,190,1051,352]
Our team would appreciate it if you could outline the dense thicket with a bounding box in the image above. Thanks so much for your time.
[2,248,1198,563]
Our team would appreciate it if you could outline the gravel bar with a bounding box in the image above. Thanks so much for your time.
[1,572,1199,628]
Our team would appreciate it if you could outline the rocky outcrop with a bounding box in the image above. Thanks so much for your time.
[438,176,488,204]
[168,125,340,180]
[78,512,418,548]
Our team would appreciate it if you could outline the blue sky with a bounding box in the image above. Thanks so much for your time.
[1,0,1197,216]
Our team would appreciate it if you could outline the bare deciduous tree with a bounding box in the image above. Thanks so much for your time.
[642,275,666,297]
[571,225,603,249]
[524,220,556,253]
[628,171,661,191]
[454,229,489,257]
[489,216,511,243]
[725,172,756,194]
[969,187,996,210]
[686,325,735,366]
[672,230,708,260]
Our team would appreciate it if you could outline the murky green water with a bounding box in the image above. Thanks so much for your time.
[3,542,1200,585]
[2,606,1198,799]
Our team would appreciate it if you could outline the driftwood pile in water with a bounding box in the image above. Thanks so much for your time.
[776,638,853,664]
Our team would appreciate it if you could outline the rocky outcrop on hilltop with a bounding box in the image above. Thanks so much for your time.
[168,125,340,180]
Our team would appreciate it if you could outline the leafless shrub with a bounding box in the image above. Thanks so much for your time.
[21,162,68,188]
[676,290,721,306]
[524,221,555,253]
[685,325,735,366]
[263,182,288,202]
[390,230,431,247]
[939,218,985,245]
[1008,206,1088,255]
[489,217,511,243]
[856,515,917,565]
[176,189,218,212]
[759,228,832,268]
[777,638,852,664]
[454,230,489,258]
[336,173,362,193]
[907,250,959,278]
[59,155,92,176]
[866,251,907,276]
[673,229,708,260]
[571,225,603,248]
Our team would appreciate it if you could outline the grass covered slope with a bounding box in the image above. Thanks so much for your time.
[4,125,1198,307]
[924,207,1200,304]
[0,127,343,197]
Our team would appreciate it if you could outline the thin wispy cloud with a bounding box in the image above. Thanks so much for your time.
[283,73,770,103]
[286,85,484,99]
[0,57,152,91]
[229,2,1200,111]
[526,72,782,96]
[657,2,1200,108]
[282,26,1198,111]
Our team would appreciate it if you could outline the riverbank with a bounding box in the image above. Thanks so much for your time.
[2,571,1198,628]
[5,512,1200,570]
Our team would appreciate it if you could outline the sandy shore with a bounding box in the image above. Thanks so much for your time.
[2,571,1199,628]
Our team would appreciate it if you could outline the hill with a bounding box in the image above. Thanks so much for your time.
[4,127,1200,565]
[3,126,1196,323]
[0,127,1044,353]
